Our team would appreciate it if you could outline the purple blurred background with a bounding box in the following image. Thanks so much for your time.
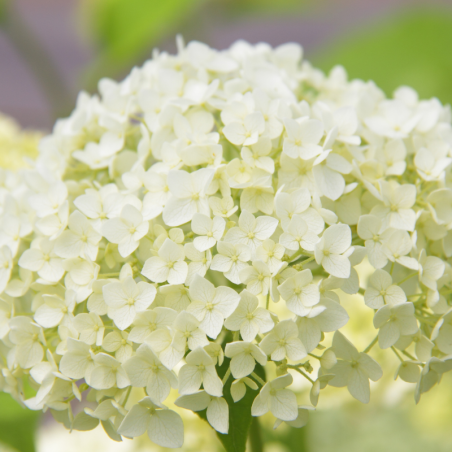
[0,0,451,130]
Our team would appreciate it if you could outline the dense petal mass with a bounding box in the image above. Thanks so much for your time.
[2,38,451,447]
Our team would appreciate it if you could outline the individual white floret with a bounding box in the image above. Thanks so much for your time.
[283,118,324,160]
[29,181,68,218]
[142,238,188,285]
[418,249,445,291]
[187,275,240,339]
[240,260,272,296]
[73,312,104,345]
[102,204,149,258]
[59,338,95,384]
[178,346,223,396]
[381,229,419,270]
[35,201,69,240]
[118,397,184,448]
[275,187,324,233]
[19,237,64,283]
[191,213,225,252]
[34,291,76,328]
[225,341,267,379]
[0,214,31,256]
[371,180,416,232]
[230,377,259,402]
[296,298,349,353]
[123,343,178,403]
[279,215,319,252]
[277,269,320,316]
[184,242,212,285]
[414,141,452,181]
[162,168,215,226]
[329,331,382,404]
[90,353,130,390]
[357,214,391,269]
[55,210,101,260]
[9,316,45,368]
[63,257,100,303]
[260,319,306,361]
[175,391,229,434]
[256,239,284,273]
[102,330,133,363]
[312,151,352,201]
[373,301,418,349]
[209,195,238,218]
[364,269,407,309]
[395,330,434,362]
[225,209,278,258]
[224,290,274,341]
[365,99,420,138]
[223,111,265,146]
[375,139,407,176]
[128,307,177,344]
[241,137,275,174]
[314,223,353,278]
[210,241,251,284]
[251,373,298,421]
[102,276,156,330]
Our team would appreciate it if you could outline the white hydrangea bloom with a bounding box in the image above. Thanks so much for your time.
[2,38,452,448]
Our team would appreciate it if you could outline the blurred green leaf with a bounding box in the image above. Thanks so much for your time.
[81,0,205,83]
[219,0,311,16]
[0,393,40,452]
[312,8,452,104]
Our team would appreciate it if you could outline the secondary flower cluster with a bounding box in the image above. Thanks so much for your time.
[1,38,452,448]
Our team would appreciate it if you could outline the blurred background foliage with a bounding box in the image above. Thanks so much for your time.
[2,0,452,451]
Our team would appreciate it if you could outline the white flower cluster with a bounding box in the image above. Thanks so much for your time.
[1,38,452,448]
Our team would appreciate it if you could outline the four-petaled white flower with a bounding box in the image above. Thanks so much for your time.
[142,238,188,285]
[225,341,267,379]
[187,275,240,339]
[251,373,298,421]
[329,331,383,404]
[191,213,225,252]
[163,168,215,226]
[225,210,278,257]
[260,319,306,361]
[103,276,156,330]
[315,223,353,278]
[102,204,149,257]
[278,269,320,316]
[210,241,251,284]
[178,346,223,396]
[55,211,101,260]
[224,290,274,341]
[118,397,184,449]
[123,343,178,403]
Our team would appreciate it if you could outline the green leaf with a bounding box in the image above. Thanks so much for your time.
[311,8,452,104]
[0,393,40,452]
[80,0,205,83]
[196,357,266,452]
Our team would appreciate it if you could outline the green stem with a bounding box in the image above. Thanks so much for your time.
[401,349,417,361]
[363,335,379,353]
[250,372,266,387]
[288,366,314,384]
[222,368,231,385]
[98,272,120,278]
[391,346,404,363]
[395,272,418,285]
[248,417,263,452]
